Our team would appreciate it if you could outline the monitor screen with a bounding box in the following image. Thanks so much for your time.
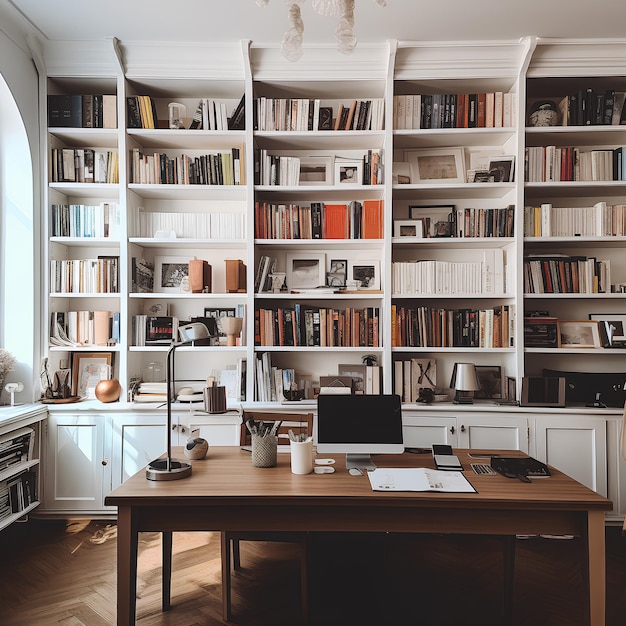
[315,394,404,471]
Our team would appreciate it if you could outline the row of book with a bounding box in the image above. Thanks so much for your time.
[391,304,516,349]
[48,94,117,128]
[50,257,119,294]
[255,305,381,348]
[0,470,37,521]
[523,202,626,237]
[393,92,515,130]
[254,199,383,240]
[129,147,244,185]
[0,427,35,472]
[50,148,119,183]
[132,209,246,240]
[450,205,515,238]
[189,95,245,131]
[254,97,384,132]
[523,256,611,294]
[393,358,438,404]
[50,310,120,347]
[132,315,179,347]
[392,250,506,296]
[524,145,626,182]
[50,202,121,239]
[546,89,626,126]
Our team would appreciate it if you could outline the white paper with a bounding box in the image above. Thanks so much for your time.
[367,468,476,493]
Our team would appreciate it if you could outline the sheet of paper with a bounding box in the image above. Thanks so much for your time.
[367,467,476,493]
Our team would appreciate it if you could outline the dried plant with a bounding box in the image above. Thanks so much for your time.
[0,348,17,377]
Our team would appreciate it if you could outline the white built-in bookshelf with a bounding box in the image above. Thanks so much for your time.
[40,38,626,408]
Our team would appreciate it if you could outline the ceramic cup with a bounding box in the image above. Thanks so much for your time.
[290,438,313,475]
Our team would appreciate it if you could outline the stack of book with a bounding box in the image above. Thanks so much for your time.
[133,382,168,404]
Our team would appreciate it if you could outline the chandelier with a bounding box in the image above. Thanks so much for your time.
[256,0,388,61]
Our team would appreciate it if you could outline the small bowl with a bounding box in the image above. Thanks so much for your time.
[283,389,305,402]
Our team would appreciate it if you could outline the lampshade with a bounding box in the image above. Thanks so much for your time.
[450,363,480,405]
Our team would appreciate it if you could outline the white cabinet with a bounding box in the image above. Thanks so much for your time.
[402,411,529,453]
[0,406,46,532]
[42,411,167,514]
[533,413,607,496]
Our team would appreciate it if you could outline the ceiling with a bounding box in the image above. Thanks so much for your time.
[4,0,626,49]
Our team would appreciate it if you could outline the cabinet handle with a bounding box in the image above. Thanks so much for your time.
[450,426,455,434]
[461,425,466,432]
[180,426,186,434]
[101,458,108,466]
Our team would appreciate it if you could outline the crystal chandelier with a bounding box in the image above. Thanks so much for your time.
[256,0,388,61]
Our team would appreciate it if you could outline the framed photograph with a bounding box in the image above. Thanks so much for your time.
[203,307,236,339]
[286,252,326,289]
[327,259,347,287]
[72,352,112,399]
[588,313,626,346]
[392,162,411,184]
[298,156,333,185]
[393,220,423,238]
[488,155,515,182]
[348,260,380,290]
[524,316,560,348]
[335,160,363,185]
[559,320,602,348]
[154,256,190,293]
[405,148,466,184]
[474,365,503,400]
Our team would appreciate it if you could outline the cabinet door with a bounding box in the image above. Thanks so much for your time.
[43,413,110,512]
[110,413,167,490]
[534,415,607,496]
[402,415,459,448]
[174,412,241,447]
[457,415,529,453]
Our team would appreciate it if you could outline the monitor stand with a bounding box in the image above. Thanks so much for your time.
[346,453,377,472]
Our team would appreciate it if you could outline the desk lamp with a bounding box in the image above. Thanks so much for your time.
[146,323,212,480]
[450,362,480,405]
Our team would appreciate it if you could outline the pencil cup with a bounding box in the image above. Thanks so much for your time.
[290,439,313,475]
[251,434,277,468]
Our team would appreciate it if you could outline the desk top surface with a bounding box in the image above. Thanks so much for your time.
[105,448,612,513]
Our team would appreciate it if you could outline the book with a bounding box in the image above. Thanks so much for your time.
[48,94,82,127]
[367,468,476,493]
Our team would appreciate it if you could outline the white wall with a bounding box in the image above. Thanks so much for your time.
[0,26,42,403]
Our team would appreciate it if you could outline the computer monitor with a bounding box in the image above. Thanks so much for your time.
[315,394,404,471]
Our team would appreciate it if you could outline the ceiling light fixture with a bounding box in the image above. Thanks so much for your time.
[256,0,388,62]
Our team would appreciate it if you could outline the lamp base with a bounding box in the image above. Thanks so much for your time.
[146,458,192,481]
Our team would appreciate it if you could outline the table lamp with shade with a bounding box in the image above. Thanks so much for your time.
[450,362,481,404]
[146,322,214,481]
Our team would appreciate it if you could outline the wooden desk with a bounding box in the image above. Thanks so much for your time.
[105,448,612,625]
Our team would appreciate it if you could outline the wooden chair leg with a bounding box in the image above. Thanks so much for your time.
[221,531,232,621]
[161,531,172,612]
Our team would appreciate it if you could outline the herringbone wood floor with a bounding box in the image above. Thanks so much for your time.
[0,518,625,625]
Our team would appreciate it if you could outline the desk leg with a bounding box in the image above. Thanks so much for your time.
[586,511,606,626]
[221,531,232,622]
[116,506,138,626]
[162,532,172,612]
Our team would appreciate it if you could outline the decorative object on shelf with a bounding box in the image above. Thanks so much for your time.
[178,321,217,346]
[269,272,287,293]
[299,156,334,185]
[188,257,212,293]
[588,313,626,347]
[4,382,24,407]
[256,0,388,61]
[405,148,466,184]
[72,353,112,399]
[184,436,209,460]
[286,252,326,289]
[327,259,347,287]
[450,363,480,404]
[0,348,16,403]
[225,259,247,293]
[95,378,121,403]
[559,320,602,349]
[488,156,515,182]
[528,100,559,127]
[416,387,434,404]
[392,162,411,184]
[347,259,380,290]
[168,102,186,129]
[335,159,362,185]
[220,317,244,347]
[153,256,190,293]
[474,365,503,400]
[394,219,423,238]
[204,382,227,413]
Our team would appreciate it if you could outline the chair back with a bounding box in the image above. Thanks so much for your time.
[240,411,314,450]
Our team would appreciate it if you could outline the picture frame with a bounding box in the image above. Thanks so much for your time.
[405,148,466,184]
[153,256,190,293]
[474,365,503,400]
[559,320,602,348]
[588,313,626,346]
[286,252,326,289]
[335,159,363,185]
[488,155,516,182]
[523,316,560,348]
[409,204,455,220]
[72,352,112,398]
[298,156,333,185]
[348,259,380,290]
[203,307,236,339]
[393,219,424,238]
[327,259,347,287]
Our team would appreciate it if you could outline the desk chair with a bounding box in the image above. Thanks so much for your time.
[222,411,313,621]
